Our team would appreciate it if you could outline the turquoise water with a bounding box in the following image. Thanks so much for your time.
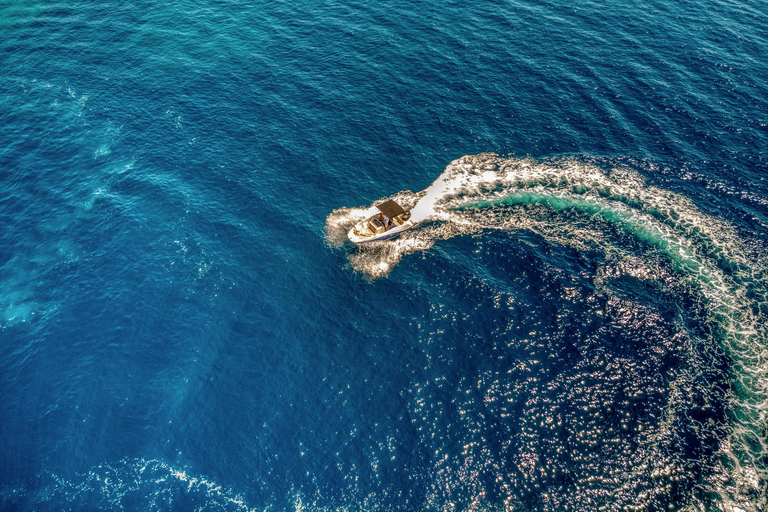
[1,1,767,511]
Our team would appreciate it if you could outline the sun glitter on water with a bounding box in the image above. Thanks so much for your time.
[326,153,768,509]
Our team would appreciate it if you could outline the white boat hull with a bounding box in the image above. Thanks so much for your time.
[347,218,414,244]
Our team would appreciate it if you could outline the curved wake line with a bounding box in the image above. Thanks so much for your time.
[0,458,255,512]
[326,153,768,509]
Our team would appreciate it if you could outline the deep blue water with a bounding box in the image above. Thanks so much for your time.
[1,1,767,511]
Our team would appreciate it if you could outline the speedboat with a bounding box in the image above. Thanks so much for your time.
[348,199,414,244]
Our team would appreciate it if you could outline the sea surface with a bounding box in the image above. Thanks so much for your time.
[1,1,767,511]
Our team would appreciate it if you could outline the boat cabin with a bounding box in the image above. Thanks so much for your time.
[348,199,414,243]
[371,199,410,233]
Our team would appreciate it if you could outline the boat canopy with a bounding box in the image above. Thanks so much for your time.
[375,199,405,218]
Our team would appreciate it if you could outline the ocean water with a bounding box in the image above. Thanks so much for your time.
[1,0,767,511]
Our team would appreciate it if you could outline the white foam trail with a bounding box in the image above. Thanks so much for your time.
[9,458,256,511]
[326,153,768,508]
[409,171,453,222]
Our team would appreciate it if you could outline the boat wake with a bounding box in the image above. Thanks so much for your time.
[325,152,768,510]
[0,458,254,512]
